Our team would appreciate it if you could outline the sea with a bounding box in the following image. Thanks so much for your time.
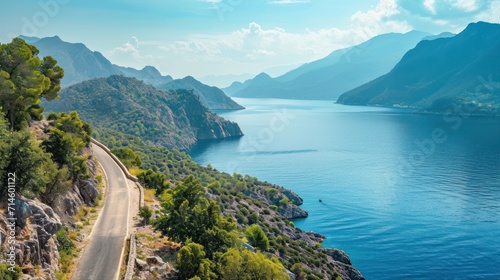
[190,98,500,279]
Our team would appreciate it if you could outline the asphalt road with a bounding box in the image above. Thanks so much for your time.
[72,144,130,280]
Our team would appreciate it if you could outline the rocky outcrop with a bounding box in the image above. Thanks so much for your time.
[321,248,352,265]
[198,119,243,140]
[1,198,62,280]
[278,204,308,219]
[78,179,99,205]
[135,256,175,280]
[321,248,365,280]
[0,144,101,279]
[280,189,303,205]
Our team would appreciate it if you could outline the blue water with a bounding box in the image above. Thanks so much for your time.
[190,98,500,279]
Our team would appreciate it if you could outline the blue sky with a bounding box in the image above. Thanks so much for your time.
[1,0,499,84]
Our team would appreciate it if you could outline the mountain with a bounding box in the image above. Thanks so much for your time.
[157,76,244,110]
[21,35,122,86]
[20,35,242,110]
[224,31,431,100]
[43,75,243,150]
[197,73,255,88]
[337,22,500,115]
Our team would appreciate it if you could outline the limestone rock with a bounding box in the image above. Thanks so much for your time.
[321,248,352,265]
[278,204,308,219]
[146,255,165,266]
[15,198,33,230]
[136,258,148,271]
[27,200,62,237]
[78,179,98,205]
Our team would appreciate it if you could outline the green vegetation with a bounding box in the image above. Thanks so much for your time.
[0,38,63,130]
[111,148,142,169]
[155,176,237,258]
[93,128,343,278]
[55,226,76,280]
[44,75,242,150]
[0,112,89,202]
[245,224,270,251]
[220,248,289,280]
[137,169,169,193]
[175,243,216,280]
[0,264,21,280]
[138,205,152,225]
[43,112,92,181]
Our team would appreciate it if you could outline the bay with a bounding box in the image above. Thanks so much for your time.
[190,98,500,279]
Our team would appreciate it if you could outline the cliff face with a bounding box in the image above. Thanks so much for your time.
[0,144,100,279]
[43,76,243,150]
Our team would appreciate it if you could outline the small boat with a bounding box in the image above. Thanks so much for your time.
[319,199,322,203]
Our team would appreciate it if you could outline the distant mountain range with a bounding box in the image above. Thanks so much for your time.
[21,35,242,110]
[43,75,243,150]
[157,76,243,110]
[224,30,433,100]
[337,21,500,115]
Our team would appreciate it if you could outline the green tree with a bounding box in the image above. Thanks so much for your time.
[137,169,169,193]
[219,248,289,280]
[39,160,72,206]
[138,206,152,225]
[0,38,63,130]
[112,148,142,169]
[42,112,91,180]
[245,225,269,251]
[42,128,75,167]
[175,243,215,280]
[155,176,236,257]
[0,128,49,197]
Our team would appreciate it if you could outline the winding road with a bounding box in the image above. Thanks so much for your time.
[72,144,130,280]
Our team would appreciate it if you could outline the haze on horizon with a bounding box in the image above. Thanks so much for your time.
[1,0,499,86]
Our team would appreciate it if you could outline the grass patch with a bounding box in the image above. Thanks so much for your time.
[129,166,141,176]
[55,227,76,280]
[144,188,156,203]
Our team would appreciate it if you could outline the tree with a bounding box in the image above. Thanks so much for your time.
[138,206,152,225]
[137,169,169,193]
[112,148,142,169]
[175,243,215,280]
[0,38,63,130]
[42,112,91,180]
[39,160,72,206]
[219,248,289,280]
[0,128,50,197]
[245,225,269,251]
[155,176,236,257]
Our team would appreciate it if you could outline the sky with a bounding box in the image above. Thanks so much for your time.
[1,0,499,84]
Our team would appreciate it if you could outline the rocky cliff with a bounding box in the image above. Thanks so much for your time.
[0,147,100,280]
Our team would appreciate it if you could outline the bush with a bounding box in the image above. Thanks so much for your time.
[0,264,21,280]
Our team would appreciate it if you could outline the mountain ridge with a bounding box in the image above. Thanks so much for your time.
[336,21,500,115]
[20,35,243,110]
[43,75,243,150]
[225,30,431,100]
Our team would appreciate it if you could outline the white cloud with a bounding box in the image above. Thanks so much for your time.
[350,0,411,39]
[109,36,154,67]
[452,0,479,12]
[474,0,500,22]
[107,0,413,77]
[424,0,437,14]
